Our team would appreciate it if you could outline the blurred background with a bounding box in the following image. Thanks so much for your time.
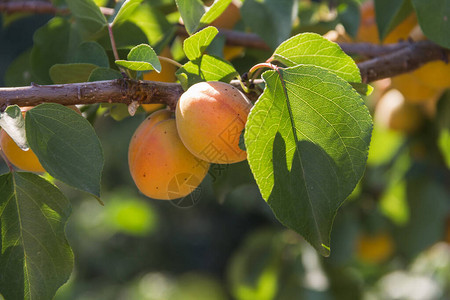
[1,0,449,299]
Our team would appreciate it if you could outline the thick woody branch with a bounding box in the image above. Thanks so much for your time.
[0,80,184,111]
[359,40,448,83]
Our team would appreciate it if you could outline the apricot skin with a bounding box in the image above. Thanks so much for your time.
[176,81,252,164]
[0,129,45,173]
[128,111,210,200]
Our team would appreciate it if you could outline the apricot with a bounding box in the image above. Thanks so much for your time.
[176,81,252,164]
[128,110,210,200]
[411,60,450,90]
[390,72,443,104]
[356,231,394,264]
[142,47,177,113]
[374,89,424,134]
[0,106,45,172]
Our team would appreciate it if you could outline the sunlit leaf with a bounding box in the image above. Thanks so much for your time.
[245,65,372,256]
[111,0,144,26]
[115,44,161,71]
[183,26,219,61]
[272,33,361,83]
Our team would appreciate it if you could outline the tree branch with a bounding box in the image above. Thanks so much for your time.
[0,1,113,15]
[359,40,448,83]
[0,40,448,109]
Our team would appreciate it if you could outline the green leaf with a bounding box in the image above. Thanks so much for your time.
[115,44,161,71]
[73,41,109,68]
[25,104,104,197]
[111,0,144,26]
[199,0,232,25]
[436,92,450,168]
[337,0,360,38]
[175,0,205,34]
[5,49,39,87]
[183,26,219,61]
[375,0,413,41]
[31,17,78,84]
[0,106,28,150]
[241,0,297,49]
[89,67,123,81]
[412,0,450,48]
[49,63,98,84]
[176,54,238,90]
[272,33,361,83]
[350,82,373,96]
[0,172,73,300]
[66,0,107,37]
[245,65,372,256]
[239,129,246,151]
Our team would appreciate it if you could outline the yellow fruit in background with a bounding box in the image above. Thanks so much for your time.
[176,81,252,164]
[356,0,416,44]
[128,110,210,200]
[0,129,45,173]
[411,60,450,89]
[356,231,394,263]
[210,0,244,61]
[142,47,177,113]
[0,106,45,173]
[374,89,424,134]
[390,72,442,104]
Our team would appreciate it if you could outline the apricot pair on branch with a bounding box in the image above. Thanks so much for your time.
[128,81,252,201]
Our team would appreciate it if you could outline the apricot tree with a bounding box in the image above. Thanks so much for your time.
[0,0,449,299]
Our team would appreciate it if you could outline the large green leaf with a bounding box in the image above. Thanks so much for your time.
[25,104,104,197]
[5,49,39,87]
[176,54,238,90]
[241,0,297,49]
[412,0,450,48]
[375,0,413,41]
[110,0,144,26]
[245,65,372,256]
[183,26,219,61]
[0,172,73,300]
[272,33,361,83]
[175,0,205,34]
[0,105,28,150]
[49,63,98,84]
[66,0,107,37]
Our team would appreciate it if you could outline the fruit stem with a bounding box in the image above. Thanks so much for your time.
[158,56,183,68]
[248,62,278,82]
[235,74,250,93]
[108,24,128,77]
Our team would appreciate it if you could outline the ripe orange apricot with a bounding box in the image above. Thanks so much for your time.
[176,81,252,164]
[374,89,424,134]
[356,231,394,264]
[0,106,45,172]
[142,47,177,113]
[128,110,210,200]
